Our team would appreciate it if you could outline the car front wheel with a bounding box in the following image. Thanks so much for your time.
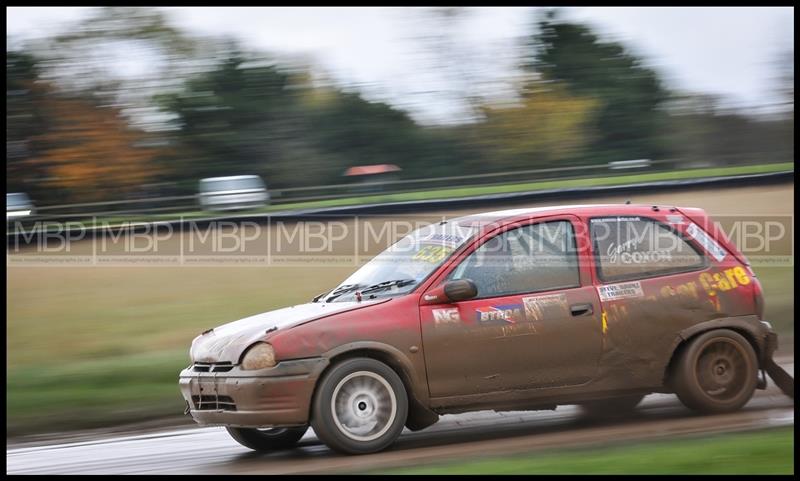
[672,329,758,414]
[226,426,308,452]
[311,358,408,454]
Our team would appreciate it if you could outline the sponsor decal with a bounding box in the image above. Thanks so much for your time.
[522,293,570,322]
[666,215,685,225]
[432,308,461,324]
[591,216,641,223]
[475,304,524,324]
[413,244,455,264]
[606,240,672,265]
[686,222,727,262]
[420,232,464,248]
[698,267,751,297]
[603,268,750,323]
[597,281,644,301]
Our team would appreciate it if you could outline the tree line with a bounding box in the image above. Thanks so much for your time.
[6,8,794,205]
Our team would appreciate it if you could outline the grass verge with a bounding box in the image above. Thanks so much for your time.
[371,427,794,474]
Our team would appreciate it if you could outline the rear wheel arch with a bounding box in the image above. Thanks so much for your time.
[665,320,764,387]
[668,328,759,413]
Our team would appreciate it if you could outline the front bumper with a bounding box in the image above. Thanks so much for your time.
[179,357,328,428]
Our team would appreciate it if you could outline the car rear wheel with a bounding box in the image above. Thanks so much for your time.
[311,358,408,454]
[672,329,758,414]
[579,393,645,419]
[226,426,308,452]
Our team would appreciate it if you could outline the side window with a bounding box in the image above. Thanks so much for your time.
[449,220,580,298]
[590,217,705,282]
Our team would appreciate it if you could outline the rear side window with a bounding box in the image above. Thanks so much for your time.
[590,216,705,282]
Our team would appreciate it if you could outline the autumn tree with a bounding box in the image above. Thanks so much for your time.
[28,94,162,204]
[477,83,598,169]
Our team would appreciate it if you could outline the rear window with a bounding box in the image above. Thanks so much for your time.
[6,193,31,209]
[590,216,705,282]
[200,177,264,192]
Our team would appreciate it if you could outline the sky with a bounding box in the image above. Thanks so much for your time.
[6,6,795,124]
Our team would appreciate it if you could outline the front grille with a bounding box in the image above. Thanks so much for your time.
[193,362,234,373]
[191,395,237,411]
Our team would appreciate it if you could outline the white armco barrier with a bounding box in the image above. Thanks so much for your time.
[608,159,653,170]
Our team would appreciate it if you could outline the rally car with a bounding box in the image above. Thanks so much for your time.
[179,204,793,454]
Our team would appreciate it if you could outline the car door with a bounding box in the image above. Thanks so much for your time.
[419,216,604,399]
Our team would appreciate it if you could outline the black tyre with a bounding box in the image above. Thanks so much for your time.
[311,358,408,454]
[226,426,308,452]
[579,393,645,419]
[672,329,758,414]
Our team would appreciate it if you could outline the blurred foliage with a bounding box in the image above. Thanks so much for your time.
[31,96,161,203]
[529,10,670,164]
[5,7,795,205]
[156,56,475,189]
[661,93,794,167]
[7,51,162,203]
[7,50,50,197]
[478,83,599,168]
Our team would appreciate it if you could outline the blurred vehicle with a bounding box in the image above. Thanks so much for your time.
[179,204,793,455]
[6,192,35,221]
[198,175,270,212]
[344,164,402,194]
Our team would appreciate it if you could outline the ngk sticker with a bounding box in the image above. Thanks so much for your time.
[432,308,461,325]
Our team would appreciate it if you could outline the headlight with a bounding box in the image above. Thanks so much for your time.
[240,342,276,370]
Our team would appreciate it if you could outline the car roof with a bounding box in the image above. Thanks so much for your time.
[451,204,680,228]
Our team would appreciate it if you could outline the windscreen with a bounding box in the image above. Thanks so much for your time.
[200,177,264,192]
[323,221,477,302]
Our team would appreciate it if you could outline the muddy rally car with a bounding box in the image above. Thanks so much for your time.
[179,204,793,454]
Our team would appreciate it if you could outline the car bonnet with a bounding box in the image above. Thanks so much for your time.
[189,300,382,364]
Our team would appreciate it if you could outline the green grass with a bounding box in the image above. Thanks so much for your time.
[7,350,190,433]
[373,427,794,474]
[6,265,355,436]
[25,161,793,230]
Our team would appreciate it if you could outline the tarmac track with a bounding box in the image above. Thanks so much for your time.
[6,360,794,474]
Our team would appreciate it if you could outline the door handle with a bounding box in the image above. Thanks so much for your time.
[570,303,593,316]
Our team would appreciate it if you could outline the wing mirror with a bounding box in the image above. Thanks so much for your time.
[421,279,478,305]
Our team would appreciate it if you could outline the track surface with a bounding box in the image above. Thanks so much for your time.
[7,360,793,474]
